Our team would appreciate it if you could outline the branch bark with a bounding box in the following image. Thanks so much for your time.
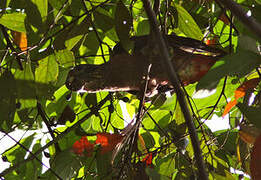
[217,0,261,41]
[141,0,208,179]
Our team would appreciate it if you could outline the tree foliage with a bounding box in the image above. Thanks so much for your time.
[0,0,261,179]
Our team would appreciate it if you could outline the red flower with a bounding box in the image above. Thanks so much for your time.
[73,133,124,156]
[142,153,153,166]
[73,136,94,156]
[95,133,123,154]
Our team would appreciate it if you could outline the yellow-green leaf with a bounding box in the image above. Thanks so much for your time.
[175,4,203,40]
[0,13,26,32]
[35,55,58,84]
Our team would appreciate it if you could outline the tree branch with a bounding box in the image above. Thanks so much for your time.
[217,0,261,41]
[141,0,208,179]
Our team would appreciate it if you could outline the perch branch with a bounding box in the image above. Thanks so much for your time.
[141,0,208,179]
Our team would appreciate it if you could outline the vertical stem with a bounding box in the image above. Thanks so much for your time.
[141,0,208,179]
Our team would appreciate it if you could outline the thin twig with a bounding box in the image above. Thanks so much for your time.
[141,0,208,179]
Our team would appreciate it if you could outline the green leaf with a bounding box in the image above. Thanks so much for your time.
[46,85,74,119]
[211,169,235,180]
[54,16,90,50]
[65,35,83,50]
[35,54,59,84]
[51,150,81,180]
[0,71,16,131]
[237,103,261,130]
[197,50,261,90]
[156,152,176,177]
[238,35,260,54]
[25,141,42,179]
[32,0,48,20]
[96,153,112,178]
[85,93,97,108]
[0,13,26,32]
[143,110,171,130]
[25,0,48,32]
[48,0,67,10]
[14,62,37,109]
[214,130,238,156]
[146,167,170,180]
[70,0,84,16]
[141,131,155,149]
[109,100,124,130]
[94,10,114,32]
[82,31,101,55]
[48,0,68,23]
[55,49,75,68]
[136,20,150,36]
[115,0,133,52]
[35,54,59,98]
[174,102,185,125]
[175,4,203,40]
